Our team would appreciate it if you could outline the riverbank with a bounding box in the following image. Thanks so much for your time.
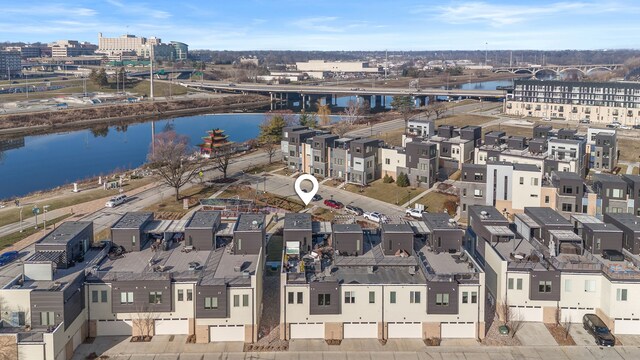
[0,93,270,137]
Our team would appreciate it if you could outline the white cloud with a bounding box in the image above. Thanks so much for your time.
[291,16,343,33]
[424,1,592,26]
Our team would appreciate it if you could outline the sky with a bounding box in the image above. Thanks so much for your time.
[2,0,640,50]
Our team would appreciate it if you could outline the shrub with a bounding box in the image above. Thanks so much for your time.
[397,172,410,187]
[382,174,394,183]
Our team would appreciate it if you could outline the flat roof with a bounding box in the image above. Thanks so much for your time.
[492,238,540,264]
[330,265,427,285]
[143,219,188,234]
[382,223,413,233]
[185,211,220,229]
[417,244,478,275]
[513,163,540,172]
[594,173,626,185]
[549,229,582,242]
[583,222,622,233]
[21,248,105,291]
[422,213,460,230]
[605,213,640,232]
[486,225,516,236]
[37,221,91,245]
[284,213,312,230]
[111,212,153,229]
[312,221,333,234]
[235,213,266,232]
[623,174,640,183]
[469,205,506,222]
[332,224,362,233]
[552,171,582,180]
[570,214,602,225]
[525,207,570,226]
[514,213,540,228]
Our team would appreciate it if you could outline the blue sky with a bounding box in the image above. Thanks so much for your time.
[2,0,640,50]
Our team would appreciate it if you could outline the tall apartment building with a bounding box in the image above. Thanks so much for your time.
[295,60,381,75]
[97,33,187,61]
[279,213,485,341]
[506,79,640,125]
[0,50,21,78]
[170,41,189,61]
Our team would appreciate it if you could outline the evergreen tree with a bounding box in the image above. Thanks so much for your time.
[396,172,410,187]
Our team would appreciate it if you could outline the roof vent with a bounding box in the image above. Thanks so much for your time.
[480,211,488,216]
[242,271,250,278]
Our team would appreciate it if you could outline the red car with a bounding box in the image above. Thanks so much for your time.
[323,199,343,209]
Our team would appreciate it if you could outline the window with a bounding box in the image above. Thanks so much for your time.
[516,278,522,290]
[243,294,249,307]
[120,292,133,304]
[92,290,99,303]
[538,281,552,293]
[474,189,483,197]
[385,158,390,165]
[519,177,524,185]
[531,178,539,186]
[545,195,550,204]
[288,292,294,304]
[178,289,184,302]
[345,291,355,304]
[132,235,136,247]
[40,311,55,326]
[318,294,331,306]
[369,291,375,304]
[297,292,303,304]
[187,289,193,301]
[410,291,421,304]
[101,290,108,303]
[204,297,218,310]
[435,293,449,306]
[585,280,596,293]
[149,291,162,304]
[562,203,572,212]
[462,188,467,197]
[617,289,628,301]
[390,291,396,304]
[234,294,240,307]
[508,278,514,290]
[462,291,469,303]
[471,291,477,303]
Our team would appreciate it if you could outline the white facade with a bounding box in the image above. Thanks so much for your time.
[381,147,406,179]
[511,168,542,211]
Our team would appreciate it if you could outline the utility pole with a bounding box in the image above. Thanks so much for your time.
[510,51,513,67]
[149,45,154,100]
[384,50,388,80]
[485,42,488,67]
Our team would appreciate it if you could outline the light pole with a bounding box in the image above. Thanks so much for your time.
[485,42,488,67]
[33,205,39,230]
[43,205,50,231]
[19,206,24,233]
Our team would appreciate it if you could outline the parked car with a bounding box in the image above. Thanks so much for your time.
[312,194,322,201]
[542,116,551,121]
[323,199,343,209]
[602,249,624,261]
[579,119,590,124]
[0,251,19,266]
[633,125,640,130]
[606,124,617,129]
[619,125,631,130]
[363,211,387,223]
[345,205,364,216]
[405,208,425,219]
[105,194,127,208]
[228,83,236,87]
[583,314,615,347]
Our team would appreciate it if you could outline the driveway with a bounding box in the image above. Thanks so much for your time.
[571,324,597,346]
[515,323,557,346]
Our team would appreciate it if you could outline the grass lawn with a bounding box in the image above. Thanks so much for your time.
[0,176,156,229]
[344,180,424,206]
[312,207,336,222]
[144,183,223,214]
[617,164,629,175]
[266,234,283,262]
[417,191,458,215]
[0,213,74,249]
[381,128,406,147]
[619,137,640,162]
[245,161,285,174]
[435,114,496,128]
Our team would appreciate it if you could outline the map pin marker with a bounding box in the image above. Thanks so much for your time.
[294,173,319,206]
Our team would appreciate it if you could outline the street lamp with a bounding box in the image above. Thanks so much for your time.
[19,206,24,233]
[43,205,50,231]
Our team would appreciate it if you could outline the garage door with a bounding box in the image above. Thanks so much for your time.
[509,306,543,322]
[344,322,378,338]
[18,344,45,360]
[96,320,132,336]
[155,319,189,335]
[72,327,83,349]
[441,322,476,338]
[615,319,640,335]
[209,324,245,342]
[560,308,594,323]
[290,323,324,339]
[387,322,422,339]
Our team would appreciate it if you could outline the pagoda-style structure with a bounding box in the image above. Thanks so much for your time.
[199,129,234,158]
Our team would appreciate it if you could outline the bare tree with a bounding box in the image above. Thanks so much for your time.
[508,309,525,338]
[432,102,448,119]
[316,102,332,126]
[332,121,352,138]
[561,314,572,340]
[421,105,435,120]
[496,300,510,324]
[341,99,365,125]
[213,144,234,179]
[0,335,16,360]
[262,140,278,164]
[133,305,157,340]
[147,131,205,201]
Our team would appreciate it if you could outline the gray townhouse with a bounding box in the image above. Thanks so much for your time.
[282,126,316,171]
[280,211,485,341]
[622,174,640,216]
[458,163,487,220]
[310,133,339,178]
[348,138,383,186]
[401,140,438,188]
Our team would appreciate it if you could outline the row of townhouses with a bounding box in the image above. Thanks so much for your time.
[506,79,640,125]
[4,203,640,359]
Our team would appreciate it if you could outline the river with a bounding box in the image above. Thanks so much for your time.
[0,78,514,199]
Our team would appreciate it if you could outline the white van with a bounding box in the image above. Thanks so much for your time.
[105,194,127,208]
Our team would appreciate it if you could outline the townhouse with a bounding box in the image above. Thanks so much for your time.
[279,212,485,341]
[467,205,640,334]
[587,128,618,171]
[0,211,266,359]
[428,125,480,176]
[282,126,317,171]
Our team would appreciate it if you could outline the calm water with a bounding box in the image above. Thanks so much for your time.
[0,78,514,199]
[0,114,269,199]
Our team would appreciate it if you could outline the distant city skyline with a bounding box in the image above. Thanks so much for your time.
[2,0,640,51]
